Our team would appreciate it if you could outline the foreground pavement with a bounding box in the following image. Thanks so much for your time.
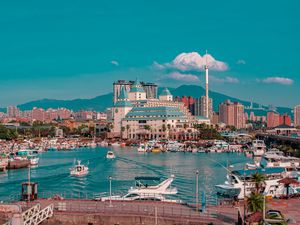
[13,199,239,225]
[267,198,300,224]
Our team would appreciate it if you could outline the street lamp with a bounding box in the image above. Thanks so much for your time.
[109,176,113,207]
[243,166,246,224]
[196,170,199,212]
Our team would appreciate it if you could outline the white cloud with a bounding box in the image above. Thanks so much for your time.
[166,72,199,82]
[154,52,228,72]
[210,76,239,84]
[236,59,246,65]
[260,77,294,85]
[110,60,119,66]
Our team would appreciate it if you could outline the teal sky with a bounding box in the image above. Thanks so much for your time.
[0,0,299,107]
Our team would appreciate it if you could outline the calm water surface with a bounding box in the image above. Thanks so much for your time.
[0,147,252,202]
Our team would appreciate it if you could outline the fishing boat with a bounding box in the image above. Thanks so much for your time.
[106,151,116,159]
[70,160,89,176]
[16,149,39,165]
[98,175,180,203]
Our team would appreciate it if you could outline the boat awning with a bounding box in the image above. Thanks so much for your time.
[232,167,285,176]
[135,176,161,181]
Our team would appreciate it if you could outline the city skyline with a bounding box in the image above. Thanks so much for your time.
[0,1,299,107]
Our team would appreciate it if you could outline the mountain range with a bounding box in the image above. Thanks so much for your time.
[0,85,292,116]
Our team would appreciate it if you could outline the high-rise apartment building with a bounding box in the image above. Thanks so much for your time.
[7,106,20,118]
[267,111,280,128]
[219,100,245,129]
[294,105,300,127]
[279,114,291,126]
[32,107,45,121]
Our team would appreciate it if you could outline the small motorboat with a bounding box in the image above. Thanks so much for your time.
[137,143,147,152]
[151,145,161,153]
[70,160,89,176]
[106,151,116,159]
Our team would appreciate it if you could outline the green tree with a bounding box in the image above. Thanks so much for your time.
[247,192,264,213]
[121,126,125,139]
[0,125,18,140]
[251,173,266,194]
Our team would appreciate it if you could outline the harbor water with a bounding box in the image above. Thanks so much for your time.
[0,147,252,203]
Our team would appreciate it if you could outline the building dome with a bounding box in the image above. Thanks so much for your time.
[160,88,172,96]
[159,88,173,101]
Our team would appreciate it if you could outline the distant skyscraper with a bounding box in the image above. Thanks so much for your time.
[113,80,157,103]
[7,106,20,118]
[194,98,201,116]
[32,107,45,121]
[219,100,245,129]
[175,96,195,115]
[267,111,280,128]
[140,81,158,99]
[279,114,291,126]
[294,105,300,127]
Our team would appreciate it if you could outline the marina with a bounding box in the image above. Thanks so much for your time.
[0,146,251,203]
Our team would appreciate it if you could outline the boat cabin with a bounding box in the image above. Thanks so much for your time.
[135,176,161,188]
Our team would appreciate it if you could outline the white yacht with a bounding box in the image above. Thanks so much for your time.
[251,140,266,157]
[99,175,180,203]
[261,154,300,169]
[70,160,89,176]
[106,151,116,159]
[215,167,287,199]
[166,141,183,152]
[213,140,229,149]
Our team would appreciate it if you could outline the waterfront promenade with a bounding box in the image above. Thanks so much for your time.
[16,199,238,225]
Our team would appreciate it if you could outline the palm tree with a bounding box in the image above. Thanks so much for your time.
[144,125,151,139]
[247,192,264,213]
[126,125,130,139]
[121,126,125,140]
[251,173,266,194]
[167,124,171,139]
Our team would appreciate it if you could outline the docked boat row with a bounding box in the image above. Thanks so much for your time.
[134,140,244,153]
[215,140,300,199]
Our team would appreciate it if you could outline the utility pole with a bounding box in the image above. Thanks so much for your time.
[28,166,31,203]
[243,166,246,224]
[196,170,199,212]
[109,176,113,207]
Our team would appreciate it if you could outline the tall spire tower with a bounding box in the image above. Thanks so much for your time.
[205,50,209,118]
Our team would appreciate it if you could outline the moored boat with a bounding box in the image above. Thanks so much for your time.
[106,151,116,159]
[98,175,180,203]
[70,160,89,176]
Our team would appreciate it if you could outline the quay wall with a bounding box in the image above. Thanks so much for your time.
[41,213,212,225]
